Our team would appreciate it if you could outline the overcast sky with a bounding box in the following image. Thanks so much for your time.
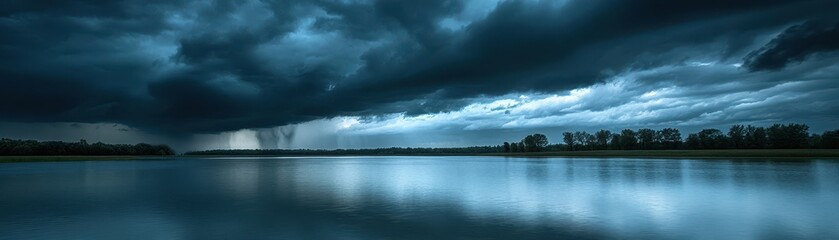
[1,0,838,151]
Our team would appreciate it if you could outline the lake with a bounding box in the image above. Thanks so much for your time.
[1,156,838,239]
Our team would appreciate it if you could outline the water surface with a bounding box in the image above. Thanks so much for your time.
[1,156,838,239]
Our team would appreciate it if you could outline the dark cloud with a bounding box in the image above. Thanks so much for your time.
[744,20,839,71]
[0,0,837,135]
[332,0,838,114]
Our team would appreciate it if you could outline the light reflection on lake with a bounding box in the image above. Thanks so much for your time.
[1,156,838,239]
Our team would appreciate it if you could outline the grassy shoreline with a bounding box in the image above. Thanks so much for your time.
[0,155,158,163]
[188,149,839,159]
[483,149,839,158]
[3,149,838,163]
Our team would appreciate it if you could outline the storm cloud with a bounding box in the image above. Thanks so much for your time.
[744,20,839,71]
[1,0,838,149]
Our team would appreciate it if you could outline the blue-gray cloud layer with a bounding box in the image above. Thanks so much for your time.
[1,0,838,135]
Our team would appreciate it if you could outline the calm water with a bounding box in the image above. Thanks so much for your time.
[1,157,838,239]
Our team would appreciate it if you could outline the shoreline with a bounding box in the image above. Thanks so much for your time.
[0,155,162,163]
[2,149,839,163]
[483,149,839,158]
[187,149,839,159]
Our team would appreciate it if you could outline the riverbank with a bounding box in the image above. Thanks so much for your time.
[188,149,839,159]
[0,155,151,163]
[3,149,839,163]
[486,149,839,158]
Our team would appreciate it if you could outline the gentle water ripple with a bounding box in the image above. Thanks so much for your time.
[1,156,838,239]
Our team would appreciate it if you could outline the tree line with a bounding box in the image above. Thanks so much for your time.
[0,138,175,156]
[5,123,835,157]
[503,123,839,152]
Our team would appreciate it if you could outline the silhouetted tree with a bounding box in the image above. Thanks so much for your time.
[0,138,175,156]
[594,130,611,150]
[697,129,727,149]
[573,131,594,151]
[584,133,596,149]
[609,134,621,150]
[620,129,637,150]
[534,134,549,150]
[809,134,822,148]
[563,132,575,151]
[685,134,700,149]
[821,130,839,149]
[745,125,768,149]
[503,142,511,152]
[728,125,746,149]
[523,134,549,152]
[510,142,519,152]
[657,128,682,149]
[767,123,809,149]
[637,128,656,150]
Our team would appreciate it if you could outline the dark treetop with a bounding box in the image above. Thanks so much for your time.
[0,138,175,156]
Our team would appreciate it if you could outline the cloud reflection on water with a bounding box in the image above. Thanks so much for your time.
[1,157,838,239]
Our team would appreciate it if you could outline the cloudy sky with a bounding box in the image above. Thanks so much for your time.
[1,0,838,151]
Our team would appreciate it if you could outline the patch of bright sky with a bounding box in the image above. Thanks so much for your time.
[326,61,812,135]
